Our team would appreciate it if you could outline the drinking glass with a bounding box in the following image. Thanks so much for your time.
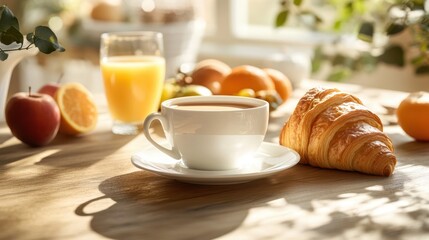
[100,31,165,135]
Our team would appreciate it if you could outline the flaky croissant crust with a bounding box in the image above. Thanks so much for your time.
[280,87,396,176]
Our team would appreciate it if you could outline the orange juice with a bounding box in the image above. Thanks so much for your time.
[101,56,165,123]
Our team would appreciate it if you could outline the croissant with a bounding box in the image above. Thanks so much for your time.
[279,87,396,176]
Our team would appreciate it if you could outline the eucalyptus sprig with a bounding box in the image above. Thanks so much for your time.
[0,5,65,61]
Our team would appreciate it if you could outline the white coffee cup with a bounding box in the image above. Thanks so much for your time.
[143,96,269,171]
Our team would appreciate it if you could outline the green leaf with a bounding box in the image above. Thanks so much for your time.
[0,5,64,59]
[333,19,343,31]
[26,32,34,43]
[343,1,354,18]
[327,67,350,82]
[420,42,428,53]
[409,0,425,10]
[293,0,303,6]
[314,13,323,24]
[33,26,65,54]
[411,55,425,65]
[378,45,405,67]
[332,55,348,66]
[353,0,366,14]
[415,65,429,74]
[0,5,19,32]
[386,23,405,36]
[299,10,323,26]
[0,50,8,61]
[352,52,377,72]
[420,15,429,32]
[358,21,374,43]
[311,45,324,73]
[275,10,289,28]
[0,26,23,45]
[365,54,378,70]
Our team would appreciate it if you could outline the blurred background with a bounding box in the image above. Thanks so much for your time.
[3,0,429,95]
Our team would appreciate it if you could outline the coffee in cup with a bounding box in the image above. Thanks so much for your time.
[143,96,269,171]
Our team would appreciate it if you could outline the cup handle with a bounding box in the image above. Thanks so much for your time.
[143,112,181,160]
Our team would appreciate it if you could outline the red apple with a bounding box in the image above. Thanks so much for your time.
[5,91,60,147]
[38,82,60,98]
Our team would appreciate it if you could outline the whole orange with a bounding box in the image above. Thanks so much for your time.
[263,68,293,102]
[191,59,231,94]
[396,91,429,141]
[219,65,275,95]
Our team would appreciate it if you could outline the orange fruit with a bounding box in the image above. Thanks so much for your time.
[91,1,123,22]
[191,59,231,94]
[263,68,293,102]
[55,82,98,135]
[219,65,275,95]
[396,91,429,141]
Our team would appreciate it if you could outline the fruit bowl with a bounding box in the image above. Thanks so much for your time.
[161,60,294,112]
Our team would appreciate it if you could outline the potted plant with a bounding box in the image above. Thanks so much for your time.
[0,5,64,122]
[275,0,429,90]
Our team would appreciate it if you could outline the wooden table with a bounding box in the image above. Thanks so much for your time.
[1,80,428,240]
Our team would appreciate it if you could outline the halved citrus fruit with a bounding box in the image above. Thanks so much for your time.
[55,82,98,135]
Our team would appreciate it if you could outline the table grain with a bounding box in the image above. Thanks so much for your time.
[1,80,428,240]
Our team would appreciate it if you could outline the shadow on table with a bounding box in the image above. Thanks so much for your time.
[276,163,427,239]
[76,151,426,240]
[395,141,429,161]
[36,131,136,168]
[0,129,135,169]
[0,132,12,145]
[75,170,292,240]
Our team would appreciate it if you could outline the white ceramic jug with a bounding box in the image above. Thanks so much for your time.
[0,44,38,122]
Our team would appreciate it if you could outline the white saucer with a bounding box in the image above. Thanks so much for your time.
[131,142,300,185]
